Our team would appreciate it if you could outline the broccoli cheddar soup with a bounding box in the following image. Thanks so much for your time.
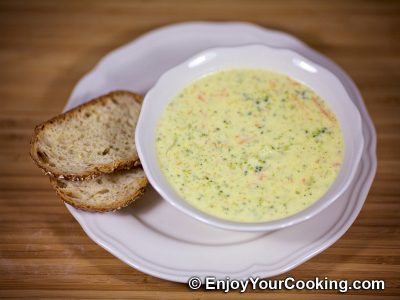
[156,69,344,222]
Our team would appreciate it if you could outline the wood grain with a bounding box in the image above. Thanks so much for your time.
[0,0,399,298]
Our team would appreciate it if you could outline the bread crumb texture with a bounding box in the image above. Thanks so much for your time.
[52,168,148,211]
[30,91,142,178]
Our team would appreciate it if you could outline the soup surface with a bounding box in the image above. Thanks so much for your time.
[156,69,343,222]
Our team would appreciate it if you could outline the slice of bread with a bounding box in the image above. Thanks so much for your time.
[50,167,148,212]
[30,91,143,180]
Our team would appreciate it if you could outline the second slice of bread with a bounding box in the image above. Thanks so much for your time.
[30,91,143,180]
[50,167,148,212]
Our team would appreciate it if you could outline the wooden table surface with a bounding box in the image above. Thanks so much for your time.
[0,0,399,298]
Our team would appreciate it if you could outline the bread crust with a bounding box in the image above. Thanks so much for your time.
[30,90,143,181]
[49,173,148,212]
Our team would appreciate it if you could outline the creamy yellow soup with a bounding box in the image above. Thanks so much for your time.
[156,69,343,222]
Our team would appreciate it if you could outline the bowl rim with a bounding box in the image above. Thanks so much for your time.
[135,44,364,232]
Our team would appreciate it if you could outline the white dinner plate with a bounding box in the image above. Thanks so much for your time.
[64,22,377,283]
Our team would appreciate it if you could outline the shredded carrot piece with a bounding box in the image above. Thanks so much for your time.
[312,96,335,123]
[238,139,248,144]
[269,80,277,88]
[289,78,301,87]
[291,95,311,120]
